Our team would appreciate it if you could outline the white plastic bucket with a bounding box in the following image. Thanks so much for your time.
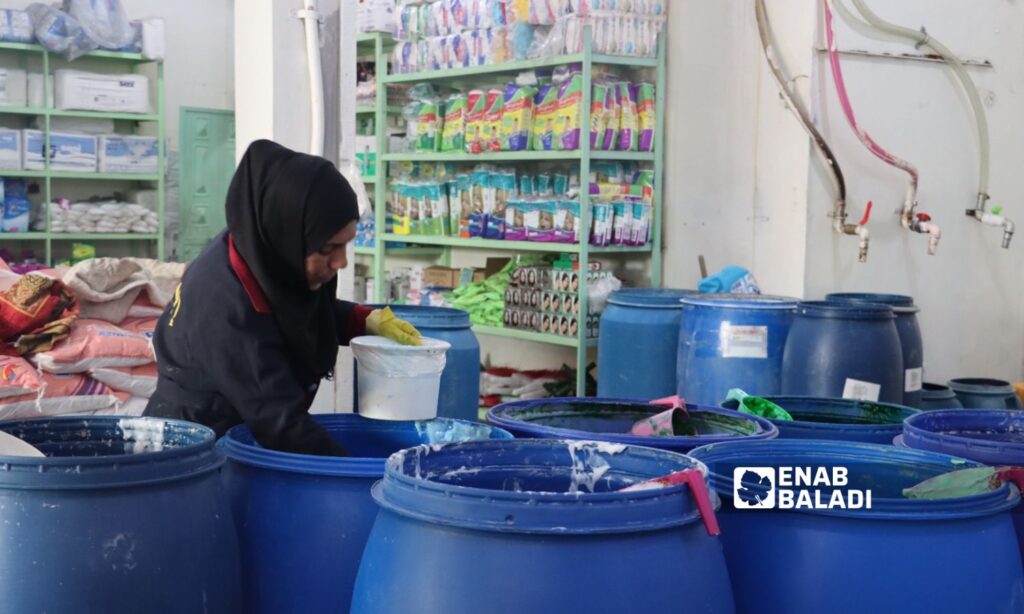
[351,336,451,421]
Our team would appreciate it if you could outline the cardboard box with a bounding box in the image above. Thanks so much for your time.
[23,130,97,172]
[99,135,158,174]
[423,266,461,289]
[0,67,27,107]
[472,268,486,283]
[55,70,150,114]
[0,128,19,170]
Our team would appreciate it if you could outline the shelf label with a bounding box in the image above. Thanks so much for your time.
[720,324,768,359]
[904,368,923,393]
[842,378,881,402]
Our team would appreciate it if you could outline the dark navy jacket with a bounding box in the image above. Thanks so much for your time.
[144,231,367,455]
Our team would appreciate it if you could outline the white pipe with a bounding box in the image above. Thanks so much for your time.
[299,0,325,156]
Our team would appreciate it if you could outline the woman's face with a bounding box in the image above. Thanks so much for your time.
[305,221,357,290]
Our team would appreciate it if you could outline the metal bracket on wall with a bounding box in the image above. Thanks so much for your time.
[813,47,993,68]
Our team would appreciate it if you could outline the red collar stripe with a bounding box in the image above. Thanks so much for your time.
[228,234,273,314]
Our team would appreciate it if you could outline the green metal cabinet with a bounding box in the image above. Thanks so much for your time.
[178,107,234,262]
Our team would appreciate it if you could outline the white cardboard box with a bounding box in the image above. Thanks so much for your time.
[54,70,151,114]
[0,68,27,108]
[0,128,20,170]
[22,130,98,172]
[98,135,159,174]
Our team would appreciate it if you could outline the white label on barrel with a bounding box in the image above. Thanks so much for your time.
[904,368,923,393]
[843,378,881,402]
[720,324,768,359]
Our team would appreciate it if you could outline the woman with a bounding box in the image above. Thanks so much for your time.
[145,140,421,456]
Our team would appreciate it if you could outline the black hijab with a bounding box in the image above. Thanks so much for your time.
[226,140,359,377]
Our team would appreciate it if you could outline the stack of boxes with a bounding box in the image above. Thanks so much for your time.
[504,261,611,339]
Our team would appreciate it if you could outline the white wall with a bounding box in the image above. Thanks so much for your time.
[121,0,234,147]
[667,0,1024,383]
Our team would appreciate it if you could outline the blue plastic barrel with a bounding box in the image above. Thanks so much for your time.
[362,305,481,422]
[219,414,511,614]
[352,439,735,613]
[901,409,1024,559]
[597,288,694,399]
[487,397,777,452]
[720,395,918,444]
[677,294,799,405]
[782,301,904,404]
[920,382,963,410]
[826,293,924,407]
[0,417,241,612]
[948,377,1023,410]
[689,439,1024,614]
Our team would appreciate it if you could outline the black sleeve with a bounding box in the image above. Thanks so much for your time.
[215,321,349,457]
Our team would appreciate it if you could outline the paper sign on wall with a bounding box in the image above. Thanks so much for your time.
[720,324,768,359]
[843,378,881,402]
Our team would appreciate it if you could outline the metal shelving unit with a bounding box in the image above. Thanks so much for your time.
[0,42,165,263]
[357,28,665,395]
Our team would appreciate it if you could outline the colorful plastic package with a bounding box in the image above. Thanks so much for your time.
[501,81,536,151]
[637,81,656,152]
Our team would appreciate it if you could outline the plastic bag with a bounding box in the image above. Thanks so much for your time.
[64,0,135,50]
[27,3,98,60]
[587,273,621,313]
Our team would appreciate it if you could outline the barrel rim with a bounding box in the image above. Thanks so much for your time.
[369,304,472,329]
[902,409,1024,460]
[0,416,223,490]
[824,292,920,314]
[681,293,799,310]
[719,396,919,432]
[219,414,512,478]
[689,439,1019,519]
[607,288,695,309]
[797,300,896,320]
[374,438,715,534]
[487,397,780,445]
[947,377,1016,393]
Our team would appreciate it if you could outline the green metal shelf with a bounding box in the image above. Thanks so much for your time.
[0,107,158,121]
[355,245,444,257]
[0,42,150,62]
[383,52,658,84]
[50,233,160,241]
[0,232,47,240]
[357,105,402,115]
[382,150,655,163]
[359,26,662,395]
[0,41,166,264]
[472,325,597,349]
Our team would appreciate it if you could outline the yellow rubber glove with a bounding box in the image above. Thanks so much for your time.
[366,307,422,346]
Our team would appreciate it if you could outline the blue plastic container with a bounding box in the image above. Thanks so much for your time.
[689,439,1024,614]
[782,301,904,404]
[597,288,694,399]
[720,395,918,444]
[0,417,241,613]
[948,377,1023,410]
[219,414,512,614]
[921,382,963,410]
[363,305,481,422]
[352,439,735,613]
[487,397,777,452]
[826,293,924,407]
[677,294,799,406]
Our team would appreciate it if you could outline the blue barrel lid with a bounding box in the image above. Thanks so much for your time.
[607,288,696,309]
[487,398,778,449]
[219,414,511,478]
[825,293,920,314]
[0,416,221,490]
[797,300,895,320]
[689,439,1018,519]
[902,409,1024,465]
[369,304,472,329]
[374,438,714,534]
[681,293,799,310]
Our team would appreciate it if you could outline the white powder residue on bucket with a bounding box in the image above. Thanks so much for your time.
[566,441,627,494]
[118,418,165,454]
